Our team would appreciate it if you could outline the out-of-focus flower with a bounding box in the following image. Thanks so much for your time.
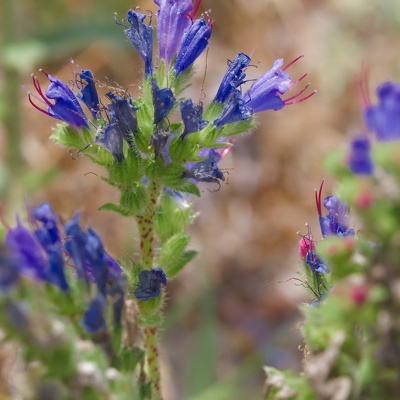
[348,134,374,175]
[134,267,167,301]
[316,181,355,238]
[81,295,107,333]
[364,82,400,141]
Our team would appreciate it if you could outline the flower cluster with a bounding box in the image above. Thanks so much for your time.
[4,203,126,333]
[348,80,400,175]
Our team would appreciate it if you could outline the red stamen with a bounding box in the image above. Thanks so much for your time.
[31,73,52,107]
[204,10,213,29]
[284,83,310,103]
[315,179,325,216]
[358,64,371,108]
[190,0,202,19]
[289,72,309,89]
[284,89,316,105]
[28,94,53,118]
[282,55,304,71]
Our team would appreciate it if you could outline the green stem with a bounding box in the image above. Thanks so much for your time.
[144,326,162,400]
[135,180,163,399]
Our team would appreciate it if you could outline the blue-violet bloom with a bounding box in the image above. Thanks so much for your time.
[348,134,374,175]
[134,267,167,301]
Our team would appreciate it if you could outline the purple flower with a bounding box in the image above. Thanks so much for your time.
[0,254,20,294]
[348,134,374,175]
[155,0,193,65]
[29,71,89,129]
[77,70,100,119]
[152,79,176,125]
[81,295,107,333]
[94,123,124,163]
[180,99,208,139]
[183,149,225,190]
[125,10,153,77]
[244,59,292,113]
[364,82,400,141]
[214,91,253,127]
[214,52,251,103]
[134,267,167,301]
[306,250,330,274]
[315,182,355,238]
[174,16,212,76]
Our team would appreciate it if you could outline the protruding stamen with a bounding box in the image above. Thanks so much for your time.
[315,179,325,217]
[289,72,309,89]
[204,10,213,29]
[31,73,52,107]
[285,89,316,105]
[284,83,310,103]
[282,55,304,71]
[190,0,202,19]
[28,94,53,118]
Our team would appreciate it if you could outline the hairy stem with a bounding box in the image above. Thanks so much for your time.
[144,326,162,400]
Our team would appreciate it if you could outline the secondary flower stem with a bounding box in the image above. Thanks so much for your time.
[144,326,162,400]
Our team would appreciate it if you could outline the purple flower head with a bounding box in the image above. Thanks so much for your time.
[364,82,400,141]
[77,70,100,119]
[29,71,89,129]
[152,79,177,125]
[348,134,374,175]
[6,214,69,291]
[32,202,61,251]
[174,16,212,76]
[180,99,208,140]
[155,0,193,65]
[125,10,153,77]
[214,91,253,127]
[244,56,314,113]
[94,123,124,163]
[0,253,20,294]
[134,267,167,301]
[183,149,225,190]
[315,181,355,238]
[305,250,330,274]
[214,52,251,103]
[81,295,107,333]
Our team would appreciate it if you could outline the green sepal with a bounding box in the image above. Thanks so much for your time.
[217,118,257,137]
[155,194,198,242]
[108,148,144,185]
[138,299,163,321]
[168,135,200,163]
[203,101,224,121]
[50,123,93,149]
[164,250,198,279]
[157,233,190,274]
[373,141,400,176]
[135,90,154,153]
[98,202,132,217]
[115,347,145,372]
[173,64,195,96]
[119,184,148,215]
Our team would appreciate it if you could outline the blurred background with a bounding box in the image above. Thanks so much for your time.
[1,0,400,398]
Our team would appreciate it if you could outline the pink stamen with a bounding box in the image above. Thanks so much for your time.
[284,89,316,105]
[31,73,52,107]
[282,55,304,71]
[204,10,213,29]
[288,72,309,89]
[285,83,310,103]
[315,179,325,217]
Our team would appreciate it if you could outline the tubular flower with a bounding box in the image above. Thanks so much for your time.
[214,52,251,103]
[348,134,374,175]
[174,16,212,76]
[155,0,193,65]
[244,59,292,113]
[134,268,167,301]
[29,71,89,129]
[315,181,355,238]
[77,69,100,119]
[125,10,154,77]
[180,99,208,140]
[214,91,253,127]
[364,81,400,141]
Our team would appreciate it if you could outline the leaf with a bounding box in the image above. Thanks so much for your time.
[99,202,131,217]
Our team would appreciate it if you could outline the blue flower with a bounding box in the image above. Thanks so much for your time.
[214,52,251,103]
[305,250,330,274]
[29,71,89,129]
[81,295,107,333]
[134,267,167,301]
[214,91,253,127]
[364,82,400,141]
[152,79,176,125]
[174,17,212,76]
[155,0,193,65]
[316,182,354,238]
[348,134,374,175]
[183,149,225,190]
[125,10,153,77]
[180,99,208,140]
[77,70,100,119]
[94,123,124,163]
[0,254,20,294]
[244,59,292,113]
